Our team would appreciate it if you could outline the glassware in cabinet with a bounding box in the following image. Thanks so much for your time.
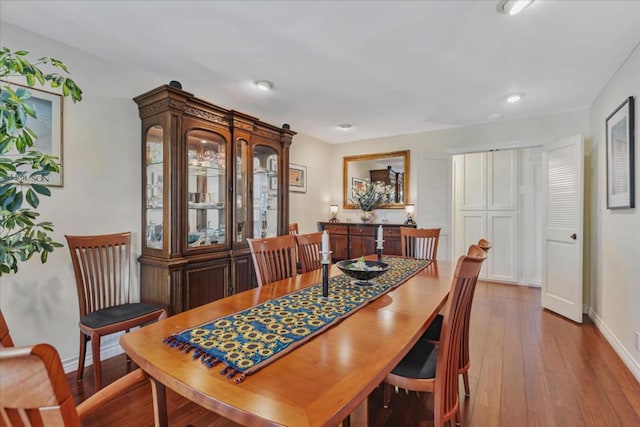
[186,129,227,248]
[252,145,279,238]
[145,125,164,250]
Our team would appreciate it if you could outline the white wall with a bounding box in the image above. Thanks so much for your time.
[588,43,640,379]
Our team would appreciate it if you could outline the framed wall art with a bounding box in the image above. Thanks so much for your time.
[606,96,635,209]
[3,81,64,187]
[289,163,307,193]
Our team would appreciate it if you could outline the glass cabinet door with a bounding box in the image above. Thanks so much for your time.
[253,145,278,238]
[145,125,164,250]
[186,129,227,248]
[235,138,249,243]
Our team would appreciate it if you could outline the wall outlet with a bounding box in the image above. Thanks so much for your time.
[635,331,640,352]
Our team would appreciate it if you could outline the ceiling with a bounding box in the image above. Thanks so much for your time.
[1,1,639,144]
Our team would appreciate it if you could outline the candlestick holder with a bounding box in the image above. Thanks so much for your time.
[320,250,332,298]
[375,239,384,263]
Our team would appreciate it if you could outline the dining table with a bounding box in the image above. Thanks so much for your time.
[120,256,453,427]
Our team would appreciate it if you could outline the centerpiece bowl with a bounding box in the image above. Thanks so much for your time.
[336,259,390,286]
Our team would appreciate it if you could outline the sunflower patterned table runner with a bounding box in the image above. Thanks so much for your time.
[164,256,430,383]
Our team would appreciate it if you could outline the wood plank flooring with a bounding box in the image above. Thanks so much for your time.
[69,281,640,426]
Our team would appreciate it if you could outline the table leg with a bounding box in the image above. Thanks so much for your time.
[349,396,369,427]
[150,378,168,427]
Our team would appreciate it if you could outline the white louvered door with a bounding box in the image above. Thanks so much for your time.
[542,134,584,323]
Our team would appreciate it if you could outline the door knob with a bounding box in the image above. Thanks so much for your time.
[570,233,577,240]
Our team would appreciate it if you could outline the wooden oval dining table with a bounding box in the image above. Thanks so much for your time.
[120,257,452,427]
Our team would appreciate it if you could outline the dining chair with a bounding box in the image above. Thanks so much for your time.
[65,232,167,390]
[294,231,324,273]
[383,246,486,426]
[247,234,298,286]
[420,243,489,398]
[400,227,441,260]
[0,310,15,348]
[0,343,150,426]
[478,238,492,253]
[288,223,299,235]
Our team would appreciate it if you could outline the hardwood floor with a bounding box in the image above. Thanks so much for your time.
[69,281,640,426]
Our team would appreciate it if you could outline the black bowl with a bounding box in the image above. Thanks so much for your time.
[336,259,390,283]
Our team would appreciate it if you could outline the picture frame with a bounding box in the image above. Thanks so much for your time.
[289,163,307,193]
[270,176,278,190]
[606,96,635,209]
[2,81,64,187]
[352,177,366,198]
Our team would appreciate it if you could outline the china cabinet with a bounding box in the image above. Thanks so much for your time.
[135,84,295,314]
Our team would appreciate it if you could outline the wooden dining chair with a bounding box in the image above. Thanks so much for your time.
[294,231,324,273]
[247,234,298,286]
[478,238,492,253]
[65,232,167,390]
[0,343,150,426]
[383,246,486,426]
[288,223,299,235]
[420,243,489,398]
[400,227,441,260]
[0,310,15,348]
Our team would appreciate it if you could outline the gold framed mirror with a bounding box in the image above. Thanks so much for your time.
[343,150,410,209]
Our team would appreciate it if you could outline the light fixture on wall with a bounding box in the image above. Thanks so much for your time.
[404,204,416,225]
[496,0,535,16]
[329,204,339,222]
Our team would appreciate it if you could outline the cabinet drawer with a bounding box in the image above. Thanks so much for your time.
[383,227,401,237]
[324,225,348,234]
[349,225,375,236]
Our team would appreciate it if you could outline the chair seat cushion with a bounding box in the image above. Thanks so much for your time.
[421,313,443,341]
[391,339,438,379]
[80,303,163,329]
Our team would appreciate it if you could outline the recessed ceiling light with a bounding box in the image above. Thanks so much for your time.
[338,124,353,130]
[488,113,502,120]
[505,93,524,103]
[253,80,273,91]
[496,0,534,16]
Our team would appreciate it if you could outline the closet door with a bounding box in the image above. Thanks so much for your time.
[455,152,486,210]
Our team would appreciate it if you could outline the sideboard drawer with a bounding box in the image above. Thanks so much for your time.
[383,227,402,237]
[324,225,348,235]
[349,225,376,236]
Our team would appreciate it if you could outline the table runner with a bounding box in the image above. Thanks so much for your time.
[164,256,430,383]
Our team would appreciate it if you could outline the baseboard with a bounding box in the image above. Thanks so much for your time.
[61,335,125,374]
[588,308,640,383]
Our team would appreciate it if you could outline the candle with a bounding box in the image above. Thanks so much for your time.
[377,225,383,242]
[322,230,330,262]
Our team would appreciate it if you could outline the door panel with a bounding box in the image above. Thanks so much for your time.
[542,134,584,323]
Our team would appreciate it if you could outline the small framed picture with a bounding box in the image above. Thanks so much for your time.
[352,177,365,197]
[606,96,635,209]
[289,163,307,193]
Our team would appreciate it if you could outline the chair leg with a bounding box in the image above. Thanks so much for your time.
[77,332,88,382]
[462,372,470,397]
[382,383,392,409]
[91,332,102,390]
[455,409,461,425]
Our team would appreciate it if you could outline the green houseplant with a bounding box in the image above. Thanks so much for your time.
[0,47,83,275]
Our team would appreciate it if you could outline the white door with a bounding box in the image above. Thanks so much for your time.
[417,152,452,260]
[542,134,584,323]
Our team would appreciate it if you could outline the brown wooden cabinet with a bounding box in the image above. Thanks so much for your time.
[318,222,416,261]
[370,166,404,203]
[135,84,295,314]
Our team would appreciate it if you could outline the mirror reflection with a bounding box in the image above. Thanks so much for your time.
[343,150,410,209]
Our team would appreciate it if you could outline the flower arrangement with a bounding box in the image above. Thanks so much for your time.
[351,180,395,211]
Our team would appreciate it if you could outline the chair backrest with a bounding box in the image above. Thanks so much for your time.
[247,235,298,286]
[294,232,324,273]
[0,310,15,348]
[434,246,486,425]
[288,223,299,235]
[0,343,80,426]
[65,232,132,319]
[478,238,492,253]
[400,227,441,260]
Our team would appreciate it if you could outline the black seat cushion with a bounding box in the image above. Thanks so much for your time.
[391,339,438,379]
[80,303,163,329]
[421,313,443,341]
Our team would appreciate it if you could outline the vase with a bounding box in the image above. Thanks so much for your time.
[360,210,374,223]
